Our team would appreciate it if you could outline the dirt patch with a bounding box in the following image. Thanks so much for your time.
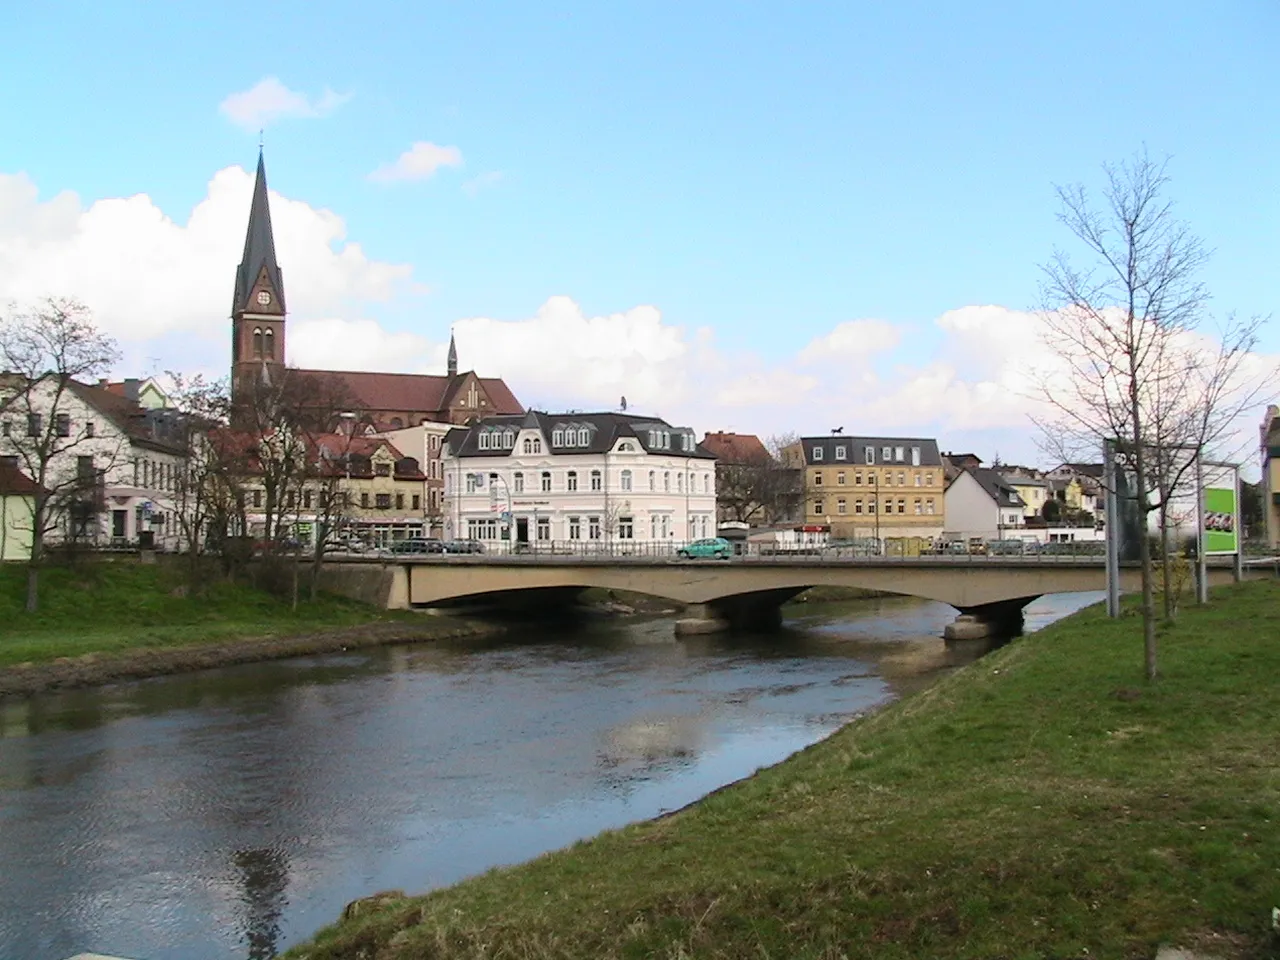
[0,616,506,700]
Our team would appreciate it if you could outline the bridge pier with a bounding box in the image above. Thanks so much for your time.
[944,598,1035,642]
[673,603,731,636]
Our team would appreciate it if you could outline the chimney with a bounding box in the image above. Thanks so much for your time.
[98,378,108,388]
[124,378,141,402]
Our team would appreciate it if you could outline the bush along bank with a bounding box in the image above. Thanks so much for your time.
[286,580,1280,960]
[0,560,503,696]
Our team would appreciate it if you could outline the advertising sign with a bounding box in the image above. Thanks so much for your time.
[1202,483,1239,556]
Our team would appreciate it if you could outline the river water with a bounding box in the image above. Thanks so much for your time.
[0,593,1099,960]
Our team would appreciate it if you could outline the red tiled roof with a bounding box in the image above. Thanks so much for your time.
[292,369,523,418]
[701,431,770,464]
[0,461,42,495]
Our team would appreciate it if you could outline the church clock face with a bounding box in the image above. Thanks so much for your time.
[256,290,272,306]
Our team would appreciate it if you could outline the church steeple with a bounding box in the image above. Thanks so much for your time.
[231,149,287,395]
[232,149,286,317]
[447,329,458,377]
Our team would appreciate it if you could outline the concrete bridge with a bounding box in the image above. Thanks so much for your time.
[320,555,1241,638]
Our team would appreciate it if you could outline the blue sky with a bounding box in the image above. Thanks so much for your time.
[2,2,1278,463]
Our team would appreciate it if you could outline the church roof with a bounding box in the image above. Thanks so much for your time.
[291,368,523,419]
[232,150,285,316]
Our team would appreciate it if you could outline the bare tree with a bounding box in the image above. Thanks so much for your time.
[166,372,233,595]
[1035,150,1268,679]
[0,298,123,612]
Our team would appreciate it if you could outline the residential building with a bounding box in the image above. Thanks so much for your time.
[781,436,945,540]
[1046,463,1104,517]
[99,377,172,411]
[229,150,522,429]
[235,432,427,548]
[944,467,1027,540]
[700,430,800,527]
[1261,405,1280,545]
[443,411,717,549]
[374,421,450,536]
[999,466,1050,519]
[1,375,188,550]
[0,461,40,560]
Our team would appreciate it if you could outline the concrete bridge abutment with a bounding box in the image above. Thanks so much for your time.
[944,597,1036,641]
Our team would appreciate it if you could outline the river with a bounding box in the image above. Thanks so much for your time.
[0,593,1100,960]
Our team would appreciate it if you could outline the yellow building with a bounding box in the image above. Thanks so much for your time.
[0,461,39,561]
[782,436,946,542]
[1262,406,1280,546]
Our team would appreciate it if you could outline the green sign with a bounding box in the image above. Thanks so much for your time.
[1203,485,1238,555]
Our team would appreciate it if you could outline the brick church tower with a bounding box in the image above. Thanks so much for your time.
[231,150,286,401]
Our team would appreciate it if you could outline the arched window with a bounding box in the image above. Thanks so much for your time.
[664,472,671,492]
[523,438,533,454]
[390,417,403,429]
[540,471,552,492]
[252,327,263,357]
[590,469,602,491]
[677,472,684,493]
[621,469,632,491]
[567,470,578,492]
[648,470,656,491]
[264,327,275,359]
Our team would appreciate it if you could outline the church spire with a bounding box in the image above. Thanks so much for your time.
[232,149,285,317]
[447,329,458,377]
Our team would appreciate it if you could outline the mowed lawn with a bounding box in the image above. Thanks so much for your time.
[0,559,407,667]
[287,580,1280,960]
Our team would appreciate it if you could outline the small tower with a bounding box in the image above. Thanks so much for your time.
[231,149,286,400]
[447,329,458,378]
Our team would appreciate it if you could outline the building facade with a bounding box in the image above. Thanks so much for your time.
[443,412,717,550]
[781,436,945,540]
[229,150,522,430]
[375,421,451,537]
[943,468,1026,540]
[1,376,188,550]
[1261,406,1280,546]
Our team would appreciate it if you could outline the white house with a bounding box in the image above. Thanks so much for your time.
[443,411,717,550]
[943,467,1026,541]
[1,377,188,550]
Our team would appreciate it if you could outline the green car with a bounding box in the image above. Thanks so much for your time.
[677,537,733,560]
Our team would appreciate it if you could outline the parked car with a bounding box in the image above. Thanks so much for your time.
[391,537,446,555]
[326,533,368,553]
[441,539,485,554]
[677,537,733,560]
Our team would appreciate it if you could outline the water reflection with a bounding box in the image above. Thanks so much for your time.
[0,592,1100,960]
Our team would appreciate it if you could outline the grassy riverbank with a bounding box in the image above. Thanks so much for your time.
[0,560,413,668]
[288,580,1280,960]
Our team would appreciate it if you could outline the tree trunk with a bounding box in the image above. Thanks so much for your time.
[24,506,44,613]
[1130,374,1158,682]
[1159,506,1174,621]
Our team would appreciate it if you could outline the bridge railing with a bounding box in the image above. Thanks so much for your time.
[394,537,1124,563]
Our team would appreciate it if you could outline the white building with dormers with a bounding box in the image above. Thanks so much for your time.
[1,376,189,550]
[442,411,718,550]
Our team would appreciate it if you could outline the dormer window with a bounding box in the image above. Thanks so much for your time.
[895,446,904,462]
[812,446,823,461]
[882,446,892,461]
[553,428,564,446]
[911,446,920,466]
[835,445,847,460]
[578,428,589,446]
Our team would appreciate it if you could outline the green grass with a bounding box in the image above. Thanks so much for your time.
[286,580,1280,960]
[0,559,409,666]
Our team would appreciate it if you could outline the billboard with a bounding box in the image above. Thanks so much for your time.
[1202,482,1239,556]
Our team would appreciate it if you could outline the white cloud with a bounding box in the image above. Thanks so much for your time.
[0,166,414,350]
[369,142,464,183]
[219,77,351,131]
[3,166,1271,472]
[796,318,900,364]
